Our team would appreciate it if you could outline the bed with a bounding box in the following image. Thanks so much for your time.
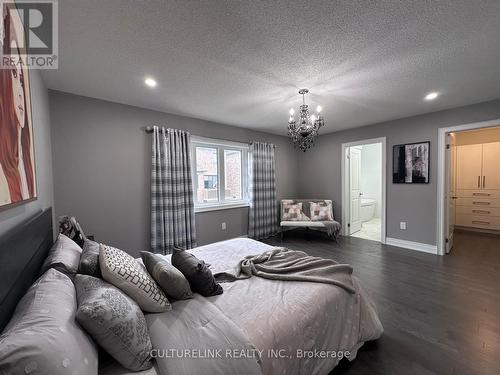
[0,208,383,375]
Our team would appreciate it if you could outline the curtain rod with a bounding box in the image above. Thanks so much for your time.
[143,126,277,148]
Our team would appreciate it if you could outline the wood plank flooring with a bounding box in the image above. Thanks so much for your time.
[262,229,500,375]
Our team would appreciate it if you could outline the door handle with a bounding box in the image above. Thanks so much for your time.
[472,221,490,225]
[472,210,491,214]
[472,193,490,196]
[472,201,490,205]
[483,176,486,189]
[478,176,480,188]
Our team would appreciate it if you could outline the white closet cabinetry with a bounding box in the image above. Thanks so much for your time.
[455,142,500,231]
[482,143,500,190]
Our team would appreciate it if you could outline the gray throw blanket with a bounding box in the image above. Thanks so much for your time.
[322,220,341,237]
[215,247,356,294]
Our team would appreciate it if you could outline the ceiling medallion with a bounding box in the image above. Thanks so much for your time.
[287,89,325,152]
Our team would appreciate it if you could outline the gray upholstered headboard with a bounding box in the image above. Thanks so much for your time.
[0,208,53,332]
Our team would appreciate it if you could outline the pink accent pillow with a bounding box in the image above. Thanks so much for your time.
[282,201,304,221]
[310,201,333,221]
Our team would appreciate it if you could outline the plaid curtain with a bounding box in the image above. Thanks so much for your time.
[248,142,278,239]
[151,126,197,254]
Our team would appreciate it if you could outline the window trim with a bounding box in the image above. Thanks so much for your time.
[191,136,249,212]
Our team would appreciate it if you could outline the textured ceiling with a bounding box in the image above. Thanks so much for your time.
[41,0,500,135]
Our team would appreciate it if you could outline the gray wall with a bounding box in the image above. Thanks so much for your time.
[49,91,299,256]
[298,99,500,246]
[0,71,54,237]
[48,89,500,252]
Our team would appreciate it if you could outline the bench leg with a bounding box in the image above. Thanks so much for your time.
[281,228,284,242]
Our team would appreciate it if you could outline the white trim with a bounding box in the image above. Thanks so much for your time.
[195,202,249,213]
[191,137,249,210]
[191,135,249,149]
[437,118,500,255]
[341,137,387,244]
[386,237,437,254]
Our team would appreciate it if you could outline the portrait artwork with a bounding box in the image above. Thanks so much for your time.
[0,1,37,208]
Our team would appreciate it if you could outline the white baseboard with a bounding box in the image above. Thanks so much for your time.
[385,237,437,254]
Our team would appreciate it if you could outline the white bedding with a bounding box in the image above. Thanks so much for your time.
[98,359,159,375]
[100,238,382,375]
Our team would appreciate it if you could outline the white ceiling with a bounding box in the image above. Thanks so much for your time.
[41,0,500,135]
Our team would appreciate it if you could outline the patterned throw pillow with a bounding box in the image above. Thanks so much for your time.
[74,275,153,371]
[99,244,171,312]
[78,239,101,278]
[282,201,305,221]
[310,201,334,221]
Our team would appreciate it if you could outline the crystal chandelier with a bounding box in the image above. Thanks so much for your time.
[287,89,325,152]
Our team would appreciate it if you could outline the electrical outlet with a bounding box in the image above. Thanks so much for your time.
[221,222,226,230]
[400,222,407,230]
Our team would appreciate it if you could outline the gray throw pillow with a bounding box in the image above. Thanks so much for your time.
[40,233,82,275]
[78,239,102,277]
[74,274,153,372]
[171,248,223,297]
[99,244,171,312]
[0,269,98,375]
[141,251,193,300]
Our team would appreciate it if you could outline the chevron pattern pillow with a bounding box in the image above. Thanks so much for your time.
[99,244,171,312]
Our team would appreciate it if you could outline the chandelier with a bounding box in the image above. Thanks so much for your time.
[287,89,325,152]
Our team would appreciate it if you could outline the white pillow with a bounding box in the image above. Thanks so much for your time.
[0,269,98,375]
[40,233,82,275]
[99,244,171,312]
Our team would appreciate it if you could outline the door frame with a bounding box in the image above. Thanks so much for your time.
[341,137,387,244]
[437,119,500,255]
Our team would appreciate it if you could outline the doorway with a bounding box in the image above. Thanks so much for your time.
[438,120,500,255]
[342,137,387,243]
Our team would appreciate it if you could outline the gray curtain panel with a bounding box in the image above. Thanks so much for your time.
[248,142,278,239]
[151,126,197,254]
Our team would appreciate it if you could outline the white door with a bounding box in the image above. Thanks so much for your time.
[349,147,362,234]
[456,144,483,190]
[445,134,457,253]
[482,142,500,190]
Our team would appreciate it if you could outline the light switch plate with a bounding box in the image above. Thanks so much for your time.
[400,222,407,230]
[221,222,226,230]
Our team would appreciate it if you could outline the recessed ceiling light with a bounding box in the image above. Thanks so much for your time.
[144,77,157,88]
[424,92,439,101]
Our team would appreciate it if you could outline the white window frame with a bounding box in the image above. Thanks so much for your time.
[191,136,249,212]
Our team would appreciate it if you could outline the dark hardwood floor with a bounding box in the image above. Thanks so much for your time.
[262,229,500,375]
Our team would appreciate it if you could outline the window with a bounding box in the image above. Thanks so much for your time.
[204,175,218,189]
[191,137,249,211]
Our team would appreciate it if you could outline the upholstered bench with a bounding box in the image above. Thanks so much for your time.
[280,199,341,240]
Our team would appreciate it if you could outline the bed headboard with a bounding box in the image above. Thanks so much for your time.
[0,208,53,332]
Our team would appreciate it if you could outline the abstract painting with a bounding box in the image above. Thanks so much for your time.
[393,142,430,184]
